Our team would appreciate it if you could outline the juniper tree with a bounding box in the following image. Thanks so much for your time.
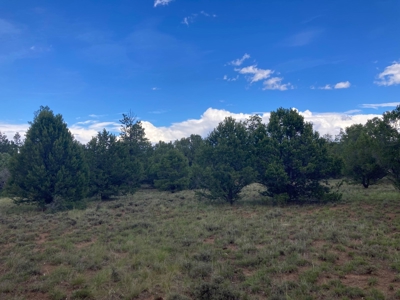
[339,124,386,188]
[195,117,256,204]
[7,106,88,209]
[85,129,137,200]
[260,108,341,203]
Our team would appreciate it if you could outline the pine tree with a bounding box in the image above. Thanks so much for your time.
[260,108,341,203]
[153,149,190,192]
[195,117,256,204]
[85,129,142,199]
[7,106,89,209]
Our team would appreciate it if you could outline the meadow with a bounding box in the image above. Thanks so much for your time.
[0,181,399,300]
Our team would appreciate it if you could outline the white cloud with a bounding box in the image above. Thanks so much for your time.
[375,62,400,86]
[152,87,160,90]
[228,53,250,66]
[223,75,239,82]
[182,11,216,26]
[360,102,400,109]
[344,109,362,114]
[154,0,173,7]
[182,17,191,26]
[282,29,323,47]
[313,81,351,90]
[0,123,29,140]
[263,77,293,91]
[2,108,386,144]
[319,84,332,90]
[235,65,273,83]
[334,81,351,89]
[69,120,120,142]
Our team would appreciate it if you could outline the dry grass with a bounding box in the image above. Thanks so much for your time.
[0,181,399,299]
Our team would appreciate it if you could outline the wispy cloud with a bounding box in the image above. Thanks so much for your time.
[313,81,351,90]
[375,61,400,86]
[88,114,106,118]
[360,102,400,109]
[225,54,292,91]
[319,84,332,90]
[152,87,160,90]
[282,29,323,47]
[0,18,20,36]
[344,109,362,114]
[154,0,173,7]
[223,75,239,82]
[263,77,293,91]
[181,11,216,26]
[235,65,273,83]
[334,81,351,89]
[148,110,168,114]
[227,53,250,66]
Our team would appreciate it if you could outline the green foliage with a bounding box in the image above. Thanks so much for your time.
[7,106,89,209]
[381,106,400,190]
[0,152,11,193]
[195,117,256,204]
[339,123,386,188]
[153,149,190,192]
[85,129,138,200]
[259,108,341,203]
[146,141,175,186]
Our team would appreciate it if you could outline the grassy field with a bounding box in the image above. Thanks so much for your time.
[0,181,399,300]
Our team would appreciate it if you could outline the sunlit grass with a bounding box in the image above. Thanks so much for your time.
[0,181,399,299]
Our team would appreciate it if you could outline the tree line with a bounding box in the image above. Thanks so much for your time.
[0,105,399,210]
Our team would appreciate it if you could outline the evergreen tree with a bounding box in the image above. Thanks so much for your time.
[119,111,151,184]
[339,124,386,188]
[7,106,88,209]
[260,108,341,203]
[152,149,190,192]
[146,141,175,186]
[85,129,135,200]
[195,117,256,204]
[0,153,11,194]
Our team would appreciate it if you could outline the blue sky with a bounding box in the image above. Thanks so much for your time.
[0,0,399,142]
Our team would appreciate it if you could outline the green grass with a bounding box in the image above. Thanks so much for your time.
[0,181,399,299]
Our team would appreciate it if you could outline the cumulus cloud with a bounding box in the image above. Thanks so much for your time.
[360,102,400,109]
[375,62,400,86]
[319,84,332,90]
[154,0,173,7]
[263,77,293,91]
[69,120,120,142]
[1,109,385,144]
[334,81,351,89]
[228,53,250,66]
[235,65,273,83]
[0,123,29,140]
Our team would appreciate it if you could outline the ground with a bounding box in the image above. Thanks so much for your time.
[0,181,399,299]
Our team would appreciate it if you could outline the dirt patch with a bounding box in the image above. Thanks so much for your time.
[41,263,58,276]
[25,292,49,300]
[36,233,49,245]
[243,268,256,277]
[75,238,97,249]
[341,268,400,293]
[204,236,215,244]
[311,240,327,249]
